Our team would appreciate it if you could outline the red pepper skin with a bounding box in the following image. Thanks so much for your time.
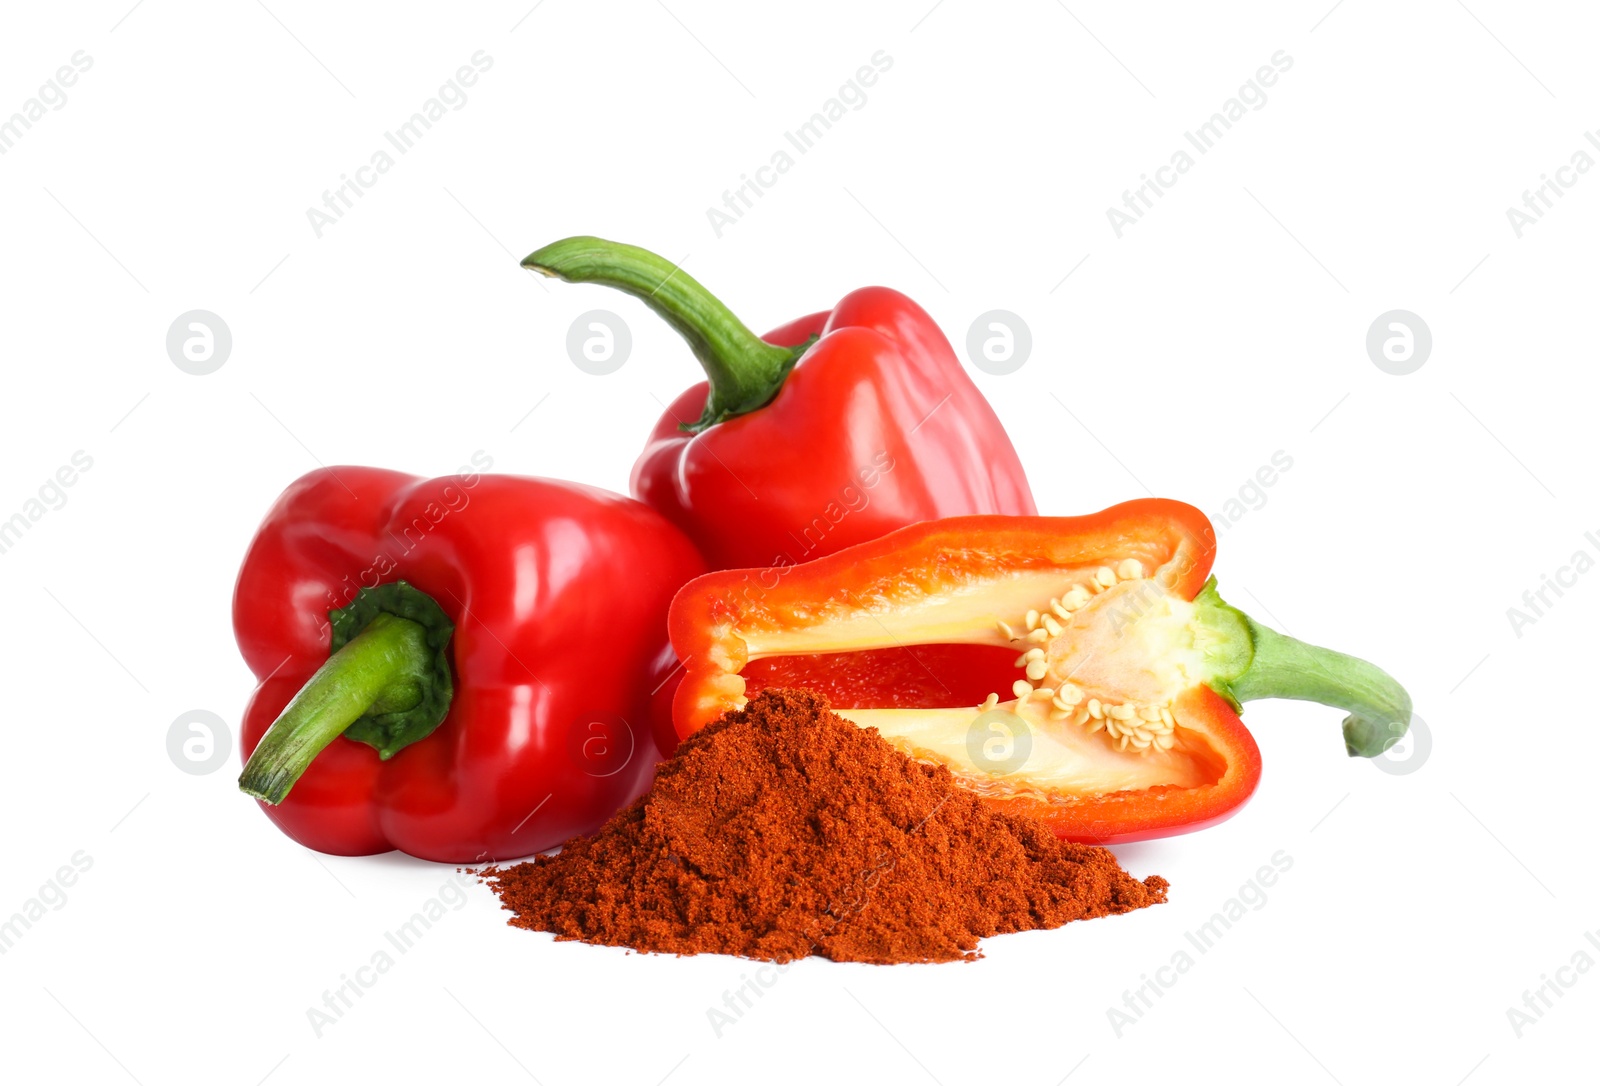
[234,466,704,862]
[1006,686,1262,845]
[631,288,1037,570]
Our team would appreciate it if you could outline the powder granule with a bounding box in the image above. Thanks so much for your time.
[483,688,1167,963]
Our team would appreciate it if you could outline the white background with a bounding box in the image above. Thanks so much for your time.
[0,1,1592,1083]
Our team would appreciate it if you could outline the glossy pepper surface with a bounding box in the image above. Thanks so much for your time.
[668,500,1412,843]
[234,465,705,862]
[523,237,1036,570]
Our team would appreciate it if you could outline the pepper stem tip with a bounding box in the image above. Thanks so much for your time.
[1195,579,1413,759]
[522,235,811,432]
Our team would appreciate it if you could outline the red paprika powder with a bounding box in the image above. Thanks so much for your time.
[483,689,1167,963]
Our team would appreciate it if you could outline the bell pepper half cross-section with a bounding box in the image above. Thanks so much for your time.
[669,499,1412,844]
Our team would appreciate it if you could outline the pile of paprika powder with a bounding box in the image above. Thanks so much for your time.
[482,689,1167,964]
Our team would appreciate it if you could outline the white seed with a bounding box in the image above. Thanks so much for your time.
[1155,733,1175,750]
[1034,687,1055,701]
[1050,599,1072,620]
[1057,684,1083,705]
[1095,566,1117,588]
[1104,719,1121,738]
[1049,707,1070,721]
[1117,558,1143,580]
[1025,609,1041,631]
[1042,615,1063,637]
[1133,727,1153,743]
[980,692,999,711]
[1088,699,1103,719]
[1161,708,1175,728]
[1064,587,1092,609]
[1025,659,1049,681]
[1131,736,1152,751]
[997,620,1017,641]
[1028,629,1050,643]
[1108,703,1136,721]
[1012,680,1034,699]
[1013,652,1031,668]
[1138,705,1163,722]
[1086,718,1105,734]
[1025,647,1046,662]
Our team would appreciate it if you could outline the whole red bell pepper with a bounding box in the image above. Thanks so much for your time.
[234,465,704,862]
[667,499,1412,843]
[523,237,1036,570]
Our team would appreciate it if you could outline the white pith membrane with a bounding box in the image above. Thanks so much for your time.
[736,555,1225,800]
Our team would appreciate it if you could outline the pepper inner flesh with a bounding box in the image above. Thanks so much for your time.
[734,555,1228,799]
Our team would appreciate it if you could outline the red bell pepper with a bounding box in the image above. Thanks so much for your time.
[234,465,704,862]
[522,237,1036,570]
[668,499,1412,843]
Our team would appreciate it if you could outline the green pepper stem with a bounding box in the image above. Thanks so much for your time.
[522,236,813,432]
[239,613,432,805]
[1194,579,1413,758]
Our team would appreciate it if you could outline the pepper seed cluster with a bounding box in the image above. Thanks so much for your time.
[980,558,1179,754]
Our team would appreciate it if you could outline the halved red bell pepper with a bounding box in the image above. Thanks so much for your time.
[668,499,1412,843]
[234,466,704,862]
[522,237,1036,570]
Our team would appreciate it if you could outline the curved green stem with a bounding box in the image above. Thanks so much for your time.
[1193,579,1413,758]
[523,236,813,431]
[240,614,434,805]
[1230,619,1413,757]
